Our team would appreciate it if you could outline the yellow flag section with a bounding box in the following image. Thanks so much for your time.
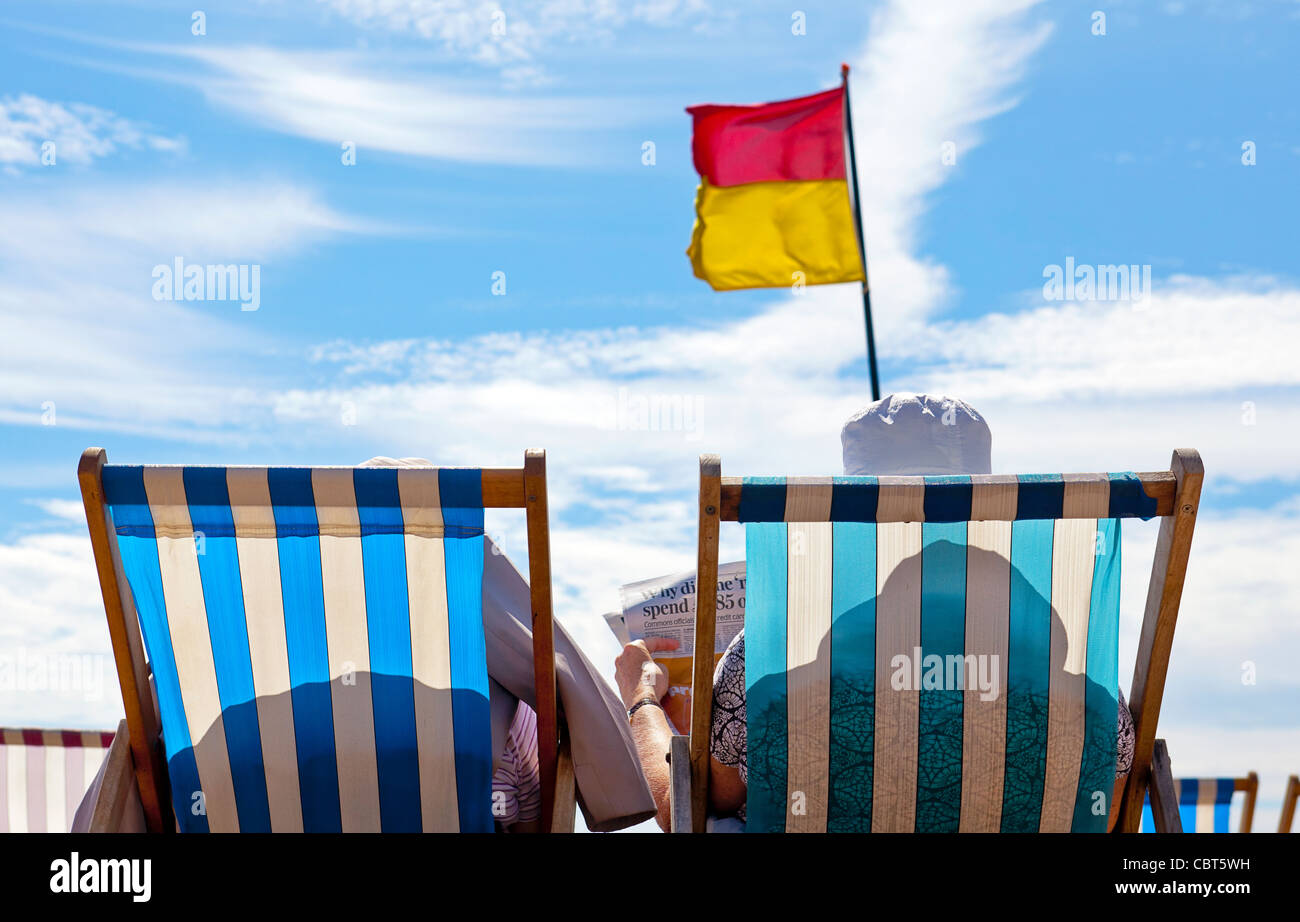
[688,179,863,290]
[685,86,864,291]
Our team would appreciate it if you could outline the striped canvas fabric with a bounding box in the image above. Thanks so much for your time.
[0,729,115,833]
[1141,779,1237,833]
[735,473,1159,524]
[739,473,1148,833]
[101,464,493,833]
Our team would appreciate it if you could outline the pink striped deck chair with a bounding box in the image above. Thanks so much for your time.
[1,726,116,832]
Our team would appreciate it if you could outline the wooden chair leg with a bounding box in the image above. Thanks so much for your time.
[523,449,560,833]
[1279,775,1299,833]
[690,455,721,833]
[1240,771,1258,833]
[1148,739,1183,833]
[549,721,577,833]
[669,734,692,833]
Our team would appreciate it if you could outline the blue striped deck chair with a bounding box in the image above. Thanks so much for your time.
[78,448,571,833]
[678,450,1203,833]
[1140,773,1258,833]
[1278,775,1298,833]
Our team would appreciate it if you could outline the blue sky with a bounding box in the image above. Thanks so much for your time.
[1,0,1298,831]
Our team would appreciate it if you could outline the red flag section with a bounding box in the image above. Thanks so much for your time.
[686,86,846,187]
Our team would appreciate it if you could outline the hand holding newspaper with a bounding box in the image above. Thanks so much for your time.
[611,562,746,734]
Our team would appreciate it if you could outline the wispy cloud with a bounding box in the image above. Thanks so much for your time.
[0,180,370,276]
[898,275,1300,400]
[175,44,626,165]
[36,31,639,166]
[0,181,368,438]
[285,272,1300,490]
[25,498,86,522]
[0,93,185,170]
[314,0,710,77]
[849,0,1053,336]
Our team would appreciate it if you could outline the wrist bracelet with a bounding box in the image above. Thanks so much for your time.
[627,697,662,719]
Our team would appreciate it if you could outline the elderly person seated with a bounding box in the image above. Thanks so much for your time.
[615,394,1135,832]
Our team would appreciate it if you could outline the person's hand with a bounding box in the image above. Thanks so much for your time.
[614,637,679,709]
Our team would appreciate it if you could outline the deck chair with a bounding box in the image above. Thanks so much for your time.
[1141,772,1258,832]
[1280,775,1299,833]
[78,447,573,833]
[674,450,1202,833]
[0,726,116,832]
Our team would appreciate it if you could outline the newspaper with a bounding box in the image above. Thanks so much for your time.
[615,561,746,733]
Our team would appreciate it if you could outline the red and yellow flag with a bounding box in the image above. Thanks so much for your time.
[685,85,865,291]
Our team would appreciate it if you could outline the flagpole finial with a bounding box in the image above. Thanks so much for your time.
[841,62,850,79]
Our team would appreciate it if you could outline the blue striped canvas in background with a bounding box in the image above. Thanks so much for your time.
[1141,778,1238,833]
[101,465,492,833]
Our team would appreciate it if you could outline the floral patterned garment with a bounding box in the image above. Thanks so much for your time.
[708,628,1135,825]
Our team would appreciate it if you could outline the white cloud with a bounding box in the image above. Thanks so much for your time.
[0,533,120,729]
[285,266,1300,485]
[898,276,1300,401]
[0,181,365,277]
[315,0,710,70]
[849,0,1054,337]
[26,499,87,522]
[0,93,184,170]
[0,181,368,437]
[136,44,632,165]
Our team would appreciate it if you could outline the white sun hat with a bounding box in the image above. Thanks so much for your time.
[841,392,992,476]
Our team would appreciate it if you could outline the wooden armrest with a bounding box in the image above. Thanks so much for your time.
[1148,739,1183,833]
[669,734,692,833]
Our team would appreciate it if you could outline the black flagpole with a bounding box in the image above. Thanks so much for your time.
[841,63,881,401]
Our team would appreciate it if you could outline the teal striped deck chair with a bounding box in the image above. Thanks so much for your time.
[1141,773,1258,833]
[678,450,1202,833]
[78,448,570,833]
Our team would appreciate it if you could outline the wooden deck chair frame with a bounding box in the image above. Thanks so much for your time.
[79,447,576,833]
[1238,772,1260,832]
[1280,774,1300,833]
[679,449,1202,833]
